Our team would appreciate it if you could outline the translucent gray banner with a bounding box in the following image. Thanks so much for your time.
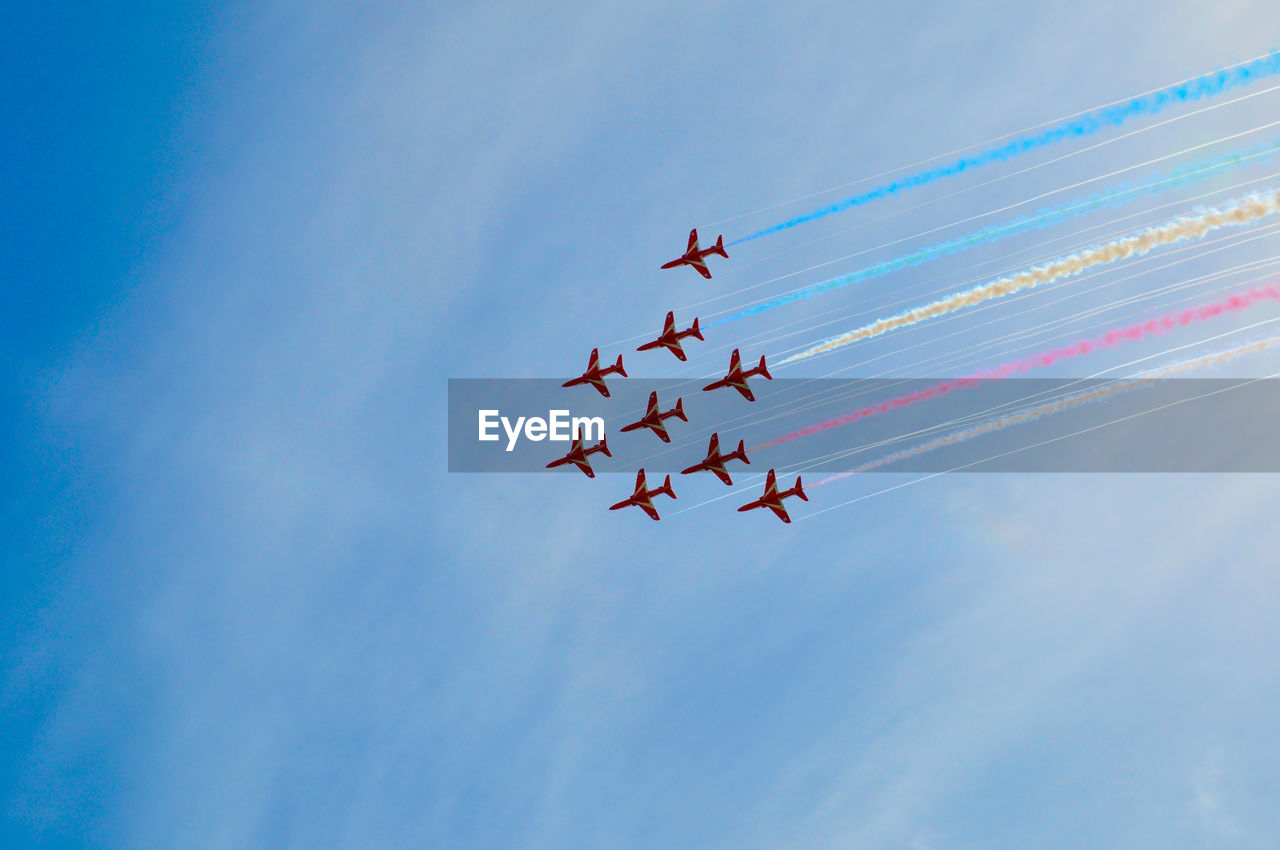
[448,378,1280,473]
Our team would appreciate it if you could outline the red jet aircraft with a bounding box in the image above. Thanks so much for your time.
[661,228,728,279]
[702,349,773,402]
[738,469,808,523]
[609,468,676,521]
[681,432,749,485]
[545,435,611,478]
[562,348,626,397]
[636,311,703,362]
[619,391,686,443]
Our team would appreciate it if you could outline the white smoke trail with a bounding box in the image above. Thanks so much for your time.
[781,188,1280,365]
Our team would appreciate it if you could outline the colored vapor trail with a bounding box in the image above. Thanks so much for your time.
[756,282,1280,449]
[780,188,1280,365]
[711,138,1280,326]
[730,50,1280,244]
[814,334,1280,483]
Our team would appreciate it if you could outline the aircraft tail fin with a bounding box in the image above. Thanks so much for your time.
[714,234,727,258]
[690,317,703,340]
[661,474,676,499]
[674,397,686,421]
[599,435,611,458]
[614,354,627,377]
[736,440,749,464]
[758,355,772,380]
[794,476,808,501]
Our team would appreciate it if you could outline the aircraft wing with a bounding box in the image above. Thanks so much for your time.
[666,340,687,361]
[686,229,699,253]
[768,503,792,523]
[650,420,671,442]
[590,377,611,398]
[689,257,712,279]
[638,497,661,521]
[734,382,756,402]
[711,465,733,486]
[572,457,594,478]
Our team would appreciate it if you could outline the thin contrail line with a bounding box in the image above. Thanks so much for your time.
[812,335,1280,485]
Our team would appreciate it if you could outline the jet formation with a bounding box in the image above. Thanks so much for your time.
[550,229,806,522]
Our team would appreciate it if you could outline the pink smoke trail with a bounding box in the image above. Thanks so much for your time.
[810,332,1280,488]
[754,282,1280,450]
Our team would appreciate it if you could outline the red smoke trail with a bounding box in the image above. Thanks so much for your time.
[755,282,1280,450]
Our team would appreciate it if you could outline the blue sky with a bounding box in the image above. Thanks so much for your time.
[5,1,1280,848]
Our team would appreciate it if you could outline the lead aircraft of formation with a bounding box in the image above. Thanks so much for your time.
[660,228,728,279]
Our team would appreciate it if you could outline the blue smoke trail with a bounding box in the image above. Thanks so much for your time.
[730,50,1280,245]
[710,137,1280,326]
